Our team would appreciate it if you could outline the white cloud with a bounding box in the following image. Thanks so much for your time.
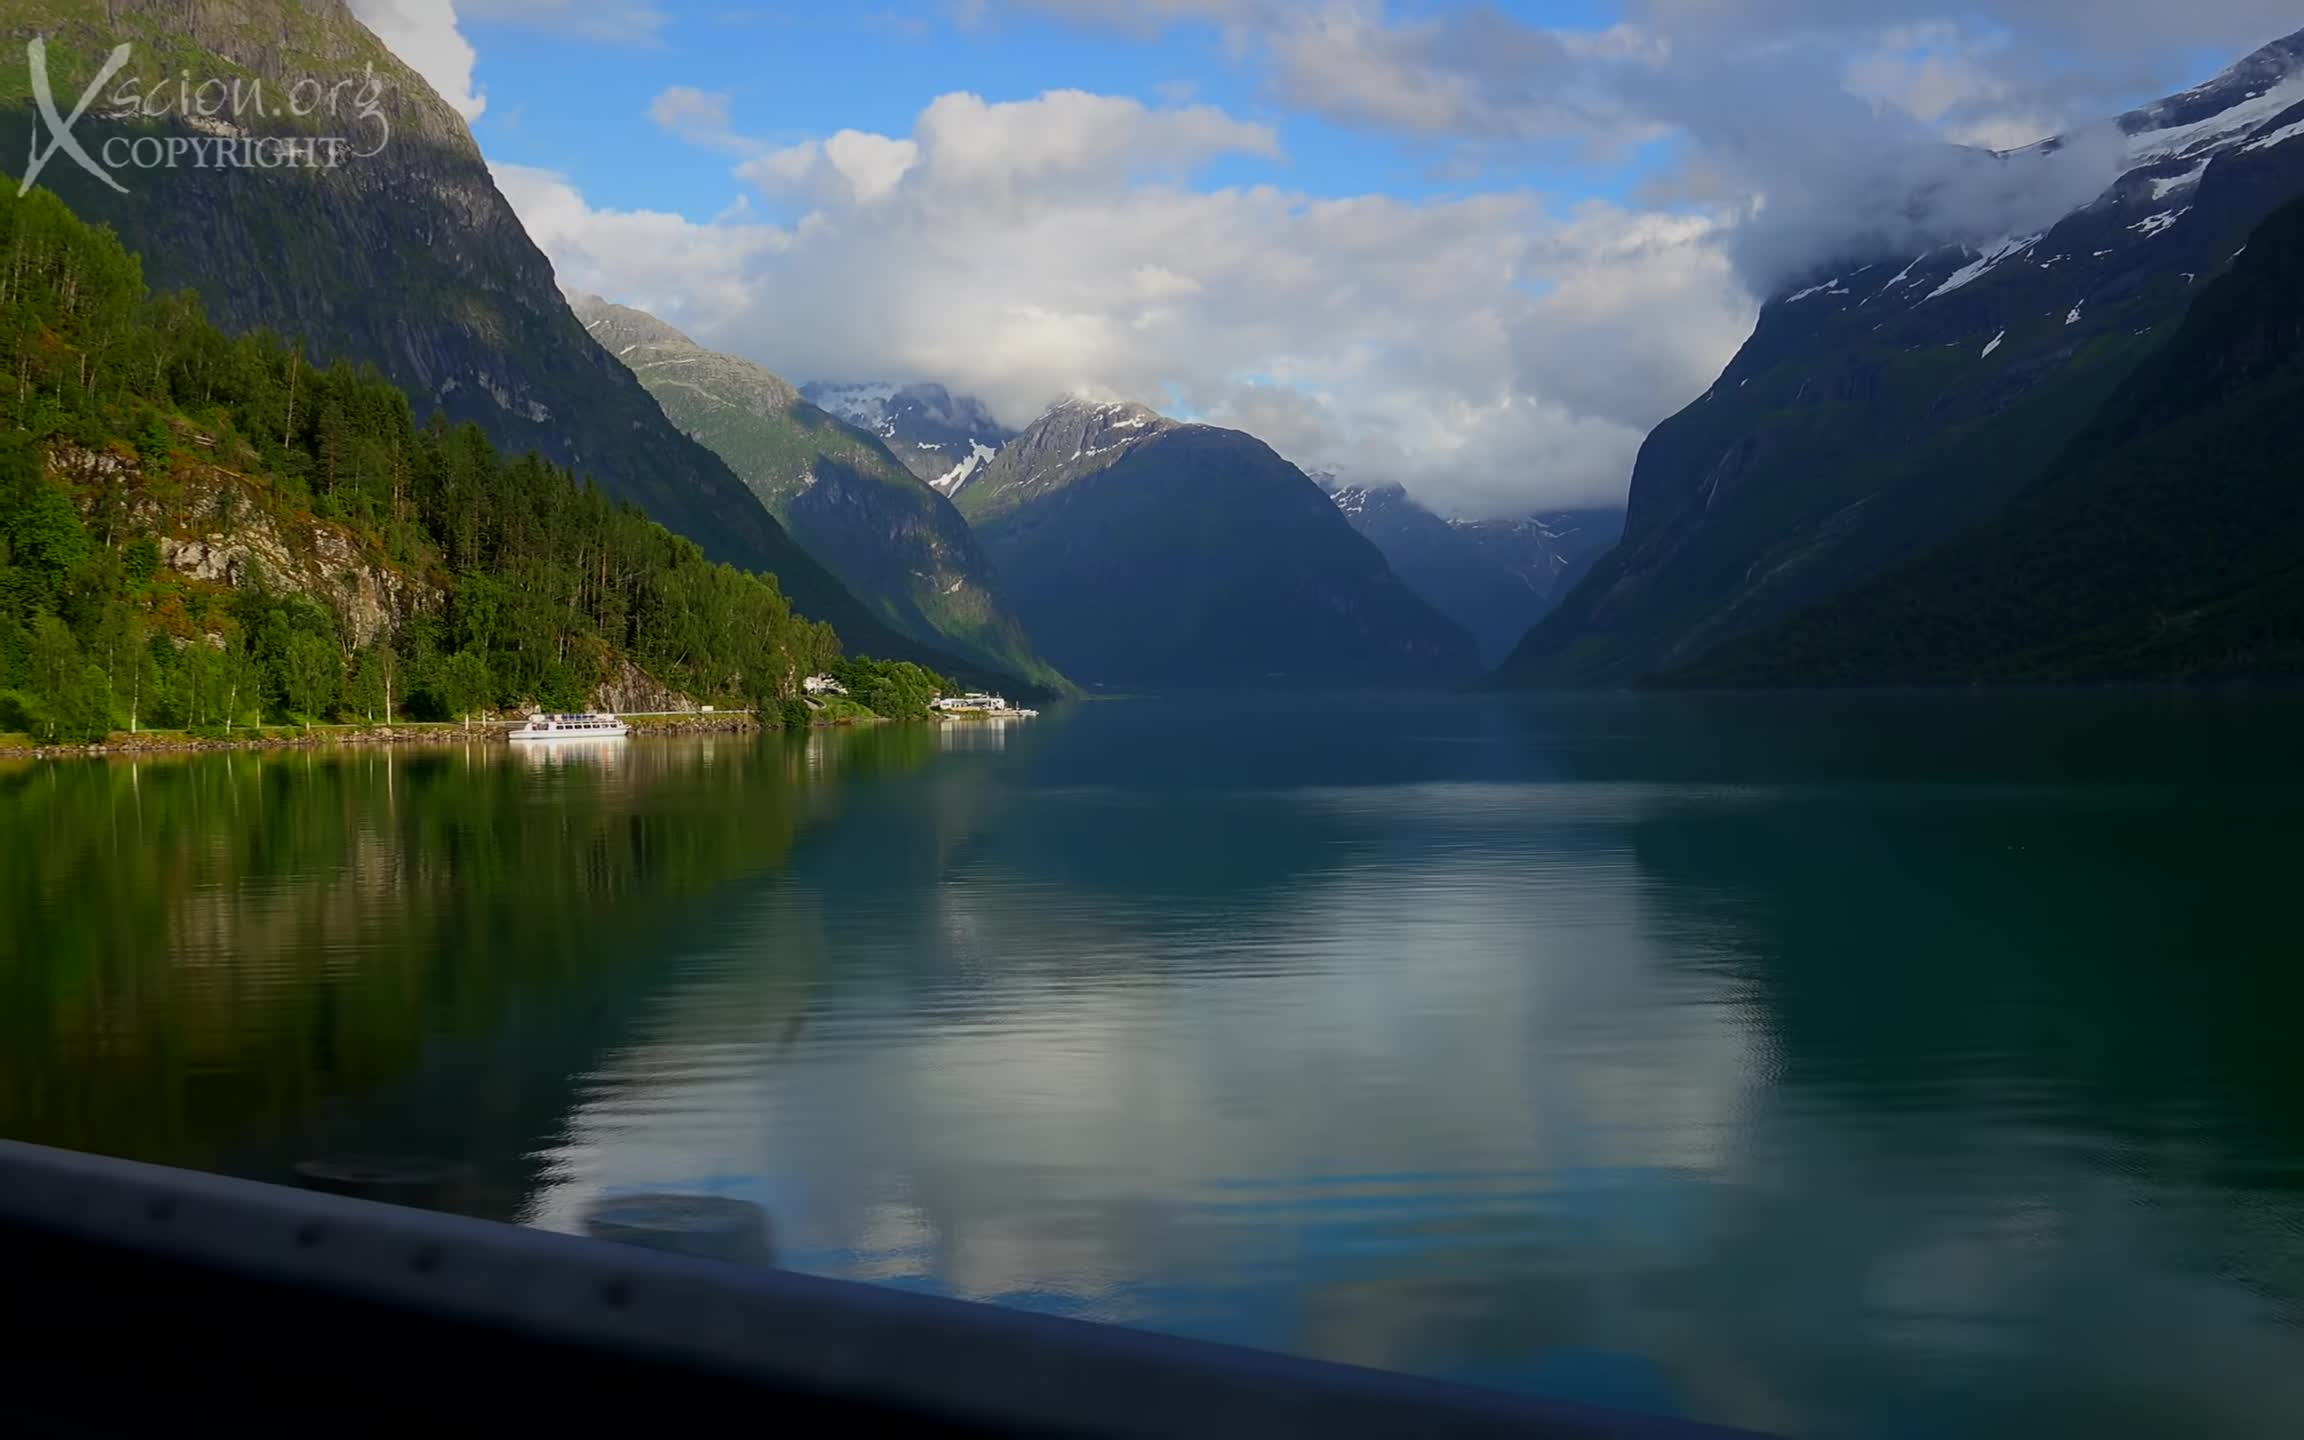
[504,88,1752,517]
[490,161,790,331]
[646,85,741,148]
[909,89,1280,195]
[348,0,486,121]
[1261,4,1659,148]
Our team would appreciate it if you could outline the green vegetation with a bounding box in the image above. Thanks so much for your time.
[0,181,847,743]
[827,657,952,719]
[1667,193,2304,686]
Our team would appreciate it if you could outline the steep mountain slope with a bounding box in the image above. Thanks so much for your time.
[1664,191,2304,686]
[569,297,1063,690]
[801,381,1017,493]
[1321,480,1622,665]
[0,0,943,670]
[1496,25,2304,687]
[952,400,1479,688]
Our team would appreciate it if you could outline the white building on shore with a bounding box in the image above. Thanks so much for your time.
[932,692,1036,716]
[932,692,1010,713]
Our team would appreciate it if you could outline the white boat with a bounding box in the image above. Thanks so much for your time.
[509,711,629,741]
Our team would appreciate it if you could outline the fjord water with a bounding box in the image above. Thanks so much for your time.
[5,696,2301,1436]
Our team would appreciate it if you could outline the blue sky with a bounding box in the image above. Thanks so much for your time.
[349,0,2293,514]
[462,2,1670,224]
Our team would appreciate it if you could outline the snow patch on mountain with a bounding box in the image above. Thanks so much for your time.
[2149,161,2212,199]
[2125,69,2304,165]
[2244,117,2304,153]
[932,439,999,495]
[1926,234,2042,301]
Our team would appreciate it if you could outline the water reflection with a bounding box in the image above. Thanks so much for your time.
[0,730,906,1180]
[934,714,1050,753]
[512,732,632,774]
[6,696,2303,1437]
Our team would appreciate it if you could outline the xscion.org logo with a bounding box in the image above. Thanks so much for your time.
[20,37,391,196]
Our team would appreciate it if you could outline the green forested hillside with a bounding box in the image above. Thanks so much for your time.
[1666,193,2304,687]
[0,183,848,742]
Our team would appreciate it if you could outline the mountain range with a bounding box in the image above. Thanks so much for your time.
[950,399,1480,688]
[1317,480,1622,667]
[567,299,1063,691]
[1496,24,2304,687]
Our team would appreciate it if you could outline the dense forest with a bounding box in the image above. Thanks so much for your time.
[1663,190,2304,688]
[0,181,949,743]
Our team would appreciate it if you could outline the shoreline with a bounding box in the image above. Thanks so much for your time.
[0,709,896,762]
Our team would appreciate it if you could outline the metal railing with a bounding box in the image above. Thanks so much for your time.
[0,1139,1774,1439]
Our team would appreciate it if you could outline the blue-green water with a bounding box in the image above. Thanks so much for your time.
[5,694,2302,1436]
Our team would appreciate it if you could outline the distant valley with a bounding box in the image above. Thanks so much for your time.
[1318,480,1621,667]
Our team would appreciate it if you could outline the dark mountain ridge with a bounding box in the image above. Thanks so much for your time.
[954,399,1481,689]
[1663,188,2304,686]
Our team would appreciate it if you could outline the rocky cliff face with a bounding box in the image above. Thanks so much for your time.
[588,659,697,714]
[0,0,925,666]
[956,400,1480,689]
[1497,25,2304,686]
[54,442,440,645]
[570,295,1064,691]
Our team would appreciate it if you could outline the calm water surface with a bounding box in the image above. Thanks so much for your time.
[5,694,2302,1436]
